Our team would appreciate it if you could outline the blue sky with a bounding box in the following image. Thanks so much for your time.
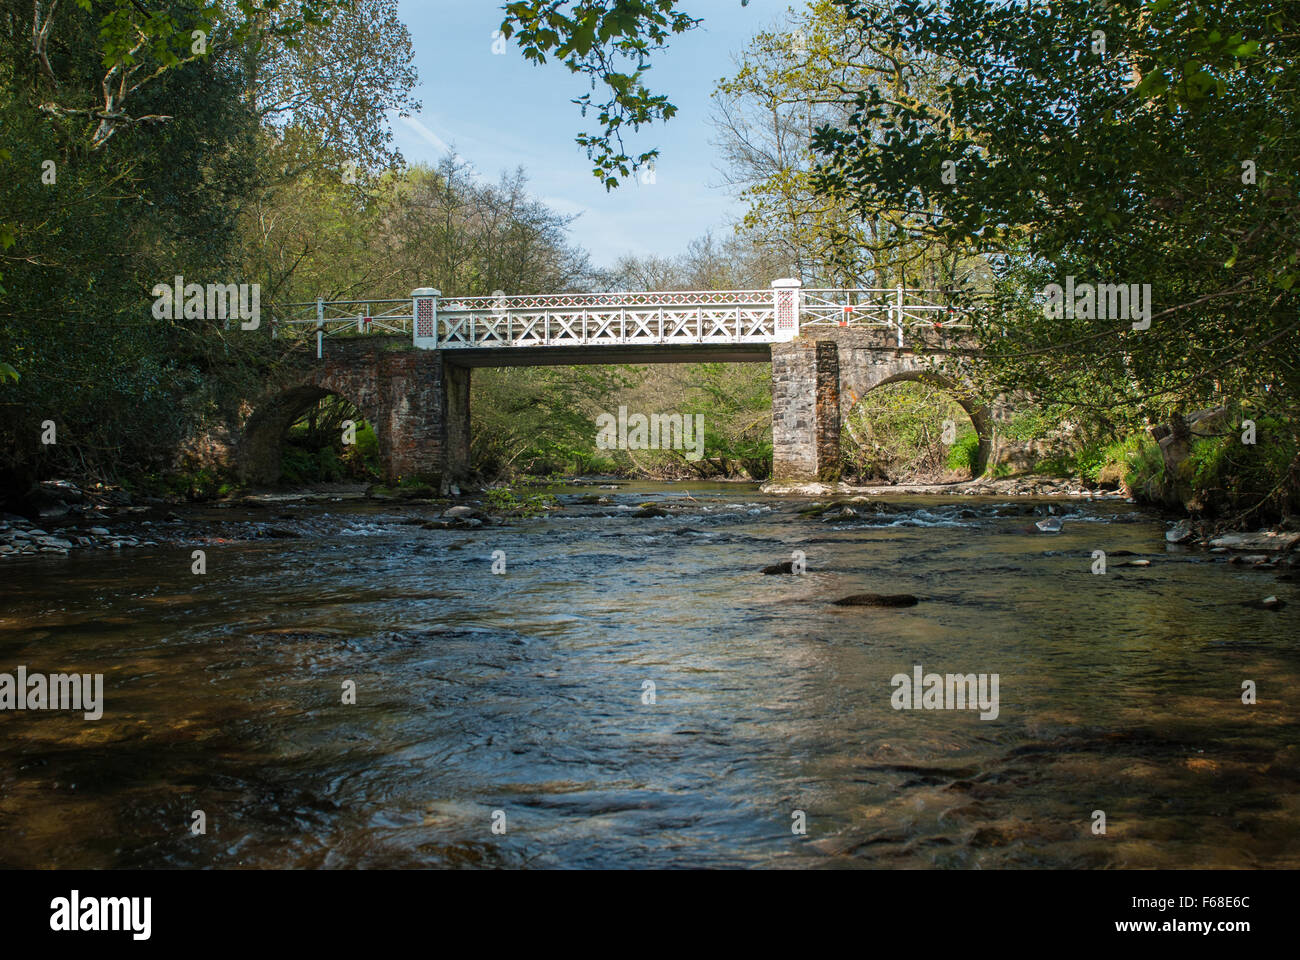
[390,0,792,268]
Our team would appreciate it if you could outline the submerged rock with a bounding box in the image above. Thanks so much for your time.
[761,560,800,575]
[833,593,920,607]
[633,506,670,518]
[1241,595,1286,610]
[822,507,859,522]
[799,499,883,519]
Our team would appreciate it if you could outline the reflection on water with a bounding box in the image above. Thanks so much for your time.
[1,484,1298,868]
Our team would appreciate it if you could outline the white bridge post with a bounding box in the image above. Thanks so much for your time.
[772,278,802,342]
[412,287,440,349]
[895,284,905,348]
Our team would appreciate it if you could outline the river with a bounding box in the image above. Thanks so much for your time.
[1,483,1297,868]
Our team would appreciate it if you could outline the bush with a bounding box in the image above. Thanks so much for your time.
[484,484,557,517]
[946,430,981,473]
[1079,434,1145,484]
[1122,437,1167,501]
[281,412,380,485]
[1180,416,1298,517]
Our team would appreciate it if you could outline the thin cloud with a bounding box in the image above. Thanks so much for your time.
[398,114,452,154]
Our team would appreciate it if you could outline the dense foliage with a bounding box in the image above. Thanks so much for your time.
[7,1,1297,514]
[0,0,418,504]
[517,0,1300,514]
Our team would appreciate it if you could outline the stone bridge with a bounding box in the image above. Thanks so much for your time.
[239,283,999,488]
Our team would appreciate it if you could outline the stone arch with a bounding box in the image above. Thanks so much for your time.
[841,367,993,478]
[235,344,463,489]
[238,379,385,486]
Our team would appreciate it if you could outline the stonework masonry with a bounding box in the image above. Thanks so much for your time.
[770,328,994,482]
[240,327,1001,489]
[239,337,469,491]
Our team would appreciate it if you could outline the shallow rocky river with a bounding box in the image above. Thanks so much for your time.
[1,482,1298,868]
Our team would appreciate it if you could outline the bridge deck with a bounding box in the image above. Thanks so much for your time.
[440,342,774,367]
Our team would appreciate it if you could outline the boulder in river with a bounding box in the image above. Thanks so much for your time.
[1210,531,1300,552]
[1228,554,1273,566]
[1034,517,1063,533]
[761,560,800,575]
[443,505,489,523]
[1241,595,1286,610]
[833,593,920,607]
[633,506,669,518]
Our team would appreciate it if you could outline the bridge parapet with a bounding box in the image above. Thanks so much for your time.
[269,280,974,355]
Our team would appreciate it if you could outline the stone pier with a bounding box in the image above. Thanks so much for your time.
[771,339,842,482]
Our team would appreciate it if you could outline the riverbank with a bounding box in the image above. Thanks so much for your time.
[760,475,1120,499]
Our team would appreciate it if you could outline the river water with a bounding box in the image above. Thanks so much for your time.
[2,483,1297,868]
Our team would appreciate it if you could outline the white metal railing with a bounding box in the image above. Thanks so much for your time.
[800,287,970,348]
[271,298,415,358]
[433,288,781,350]
[270,281,972,356]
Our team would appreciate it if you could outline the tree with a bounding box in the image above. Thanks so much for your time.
[712,0,979,288]
[244,0,420,187]
[499,0,709,188]
[810,0,1300,430]
[0,1,413,502]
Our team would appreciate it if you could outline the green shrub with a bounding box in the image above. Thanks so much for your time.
[1074,433,1146,483]
[484,485,556,517]
[1123,437,1167,501]
[1181,416,1297,516]
[946,430,980,473]
[281,415,380,485]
